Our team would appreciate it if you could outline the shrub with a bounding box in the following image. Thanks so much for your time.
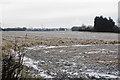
[2,35,27,80]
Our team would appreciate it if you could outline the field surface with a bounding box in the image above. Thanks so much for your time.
[2,31,120,79]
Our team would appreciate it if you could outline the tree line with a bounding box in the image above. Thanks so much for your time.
[71,16,120,33]
[1,27,69,31]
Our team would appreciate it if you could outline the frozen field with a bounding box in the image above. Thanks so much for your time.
[2,31,119,41]
[2,31,120,79]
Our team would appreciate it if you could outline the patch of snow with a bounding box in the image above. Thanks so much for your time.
[72,44,91,47]
[60,50,64,52]
[74,56,84,58]
[26,45,68,50]
[26,44,93,51]
[23,57,39,70]
[81,50,116,54]
[50,72,57,75]
[84,51,106,54]
[10,49,23,62]
[46,46,68,49]
[98,60,116,63]
[45,46,56,49]
[72,62,76,66]
[114,44,120,45]
[86,69,94,72]
[23,56,55,78]
[101,49,106,50]
[38,72,54,78]
[44,50,50,53]
[109,51,117,53]
[67,72,73,75]
[40,60,45,63]
[61,69,67,72]
[73,72,78,75]
[38,45,46,48]
[83,72,120,79]
[26,45,46,50]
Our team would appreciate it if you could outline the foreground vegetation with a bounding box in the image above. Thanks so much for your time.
[2,35,30,79]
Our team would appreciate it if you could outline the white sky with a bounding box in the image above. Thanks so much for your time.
[118,1,120,27]
[1,0,120,28]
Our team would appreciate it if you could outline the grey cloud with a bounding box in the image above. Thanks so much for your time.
[2,0,119,28]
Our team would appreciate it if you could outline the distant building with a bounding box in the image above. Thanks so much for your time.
[71,26,80,31]
[118,19,120,27]
[71,25,92,31]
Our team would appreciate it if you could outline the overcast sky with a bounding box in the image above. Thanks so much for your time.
[1,0,119,28]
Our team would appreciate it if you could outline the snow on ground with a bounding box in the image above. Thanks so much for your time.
[23,44,119,79]
[23,56,39,70]
[26,45,46,50]
[45,46,68,49]
[23,56,54,78]
[83,72,120,79]
[72,44,91,47]
[26,44,92,50]
[98,61,116,63]
[37,72,54,78]
[26,45,68,50]
[80,50,117,54]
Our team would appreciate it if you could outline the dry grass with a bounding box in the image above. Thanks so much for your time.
[2,34,120,50]
[2,35,27,79]
[100,58,120,61]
